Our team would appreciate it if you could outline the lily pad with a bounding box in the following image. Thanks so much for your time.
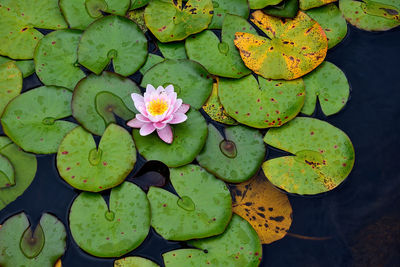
[57,124,136,192]
[218,75,305,128]
[78,15,148,76]
[141,59,213,109]
[1,86,77,154]
[301,61,350,116]
[133,109,207,167]
[0,137,37,211]
[262,117,355,195]
[305,4,348,49]
[209,0,249,29]
[299,0,337,10]
[69,182,150,257]
[0,0,67,59]
[163,214,262,267]
[59,0,131,30]
[234,11,328,80]
[249,0,284,9]
[157,41,187,59]
[0,212,66,267]
[34,29,85,90]
[202,82,236,125]
[144,0,214,42]
[0,61,22,116]
[147,164,232,241]
[130,0,150,10]
[140,54,165,75]
[263,0,300,18]
[72,72,139,136]
[186,14,257,78]
[0,154,14,188]
[339,0,400,31]
[115,257,159,267]
[0,56,34,78]
[127,8,148,32]
[197,124,266,183]
[231,174,293,244]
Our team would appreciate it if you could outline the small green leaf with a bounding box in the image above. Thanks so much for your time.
[115,256,159,267]
[0,57,34,78]
[0,61,22,116]
[299,0,336,10]
[249,0,284,9]
[263,0,299,18]
[209,0,249,29]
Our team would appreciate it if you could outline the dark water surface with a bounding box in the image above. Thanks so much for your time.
[1,23,399,267]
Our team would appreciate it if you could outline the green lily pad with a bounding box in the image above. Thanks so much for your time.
[339,0,400,31]
[209,0,249,29]
[140,54,165,75]
[0,61,22,117]
[1,86,77,154]
[186,14,257,78]
[0,212,66,267]
[130,0,149,10]
[72,72,139,136]
[301,61,350,116]
[133,109,207,167]
[0,0,67,59]
[127,8,148,32]
[202,82,236,125]
[148,164,232,241]
[78,15,148,76]
[263,117,355,195]
[0,154,14,188]
[157,41,187,59]
[115,257,159,267]
[59,0,131,30]
[305,4,348,49]
[263,0,299,18]
[34,29,85,90]
[197,124,266,183]
[163,214,262,267]
[300,0,337,10]
[141,59,213,109]
[219,75,305,128]
[0,56,34,78]
[69,182,150,257]
[144,0,214,42]
[249,0,284,9]
[57,124,136,192]
[0,137,37,211]
[234,11,328,80]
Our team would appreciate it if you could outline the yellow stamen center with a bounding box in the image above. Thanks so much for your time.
[147,98,168,116]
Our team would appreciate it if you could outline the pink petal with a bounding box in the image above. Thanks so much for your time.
[154,121,167,129]
[171,99,183,113]
[161,115,173,124]
[146,84,156,93]
[165,84,174,94]
[136,114,150,122]
[177,104,190,114]
[127,118,145,128]
[131,93,146,115]
[156,86,164,94]
[157,125,173,144]
[169,113,187,124]
[139,123,156,136]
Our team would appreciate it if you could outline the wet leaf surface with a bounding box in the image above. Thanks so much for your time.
[144,0,214,42]
[339,0,400,31]
[263,117,355,195]
[301,61,350,116]
[218,75,305,128]
[57,124,136,192]
[34,30,85,90]
[69,182,150,257]
[0,57,34,78]
[147,164,232,241]
[0,0,67,59]
[72,72,139,136]
[1,86,77,154]
[133,109,208,167]
[163,214,262,267]
[186,14,257,78]
[141,59,213,109]
[231,174,293,244]
[0,62,22,116]
[0,212,66,267]
[197,124,266,183]
[78,15,148,76]
[115,256,159,267]
[209,0,249,29]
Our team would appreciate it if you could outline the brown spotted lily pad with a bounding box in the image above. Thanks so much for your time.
[234,11,328,80]
[231,174,293,244]
[262,117,355,195]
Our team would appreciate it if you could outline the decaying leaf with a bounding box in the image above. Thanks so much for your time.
[202,82,236,125]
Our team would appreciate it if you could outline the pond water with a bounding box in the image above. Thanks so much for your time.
[0,24,399,267]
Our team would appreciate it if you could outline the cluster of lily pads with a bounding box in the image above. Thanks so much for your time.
[0,0,398,266]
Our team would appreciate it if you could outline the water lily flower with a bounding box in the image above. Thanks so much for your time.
[127,84,190,144]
